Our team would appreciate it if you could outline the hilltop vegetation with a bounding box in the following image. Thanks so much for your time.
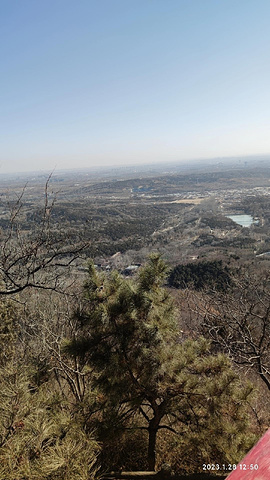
[0,257,257,478]
[168,260,232,292]
[0,164,270,477]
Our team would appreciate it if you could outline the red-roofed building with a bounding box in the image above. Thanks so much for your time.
[227,429,270,479]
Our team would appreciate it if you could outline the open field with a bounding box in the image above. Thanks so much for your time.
[171,198,206,204]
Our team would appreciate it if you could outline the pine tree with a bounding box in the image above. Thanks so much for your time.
[0,300,99,480]
[65,255,256,472]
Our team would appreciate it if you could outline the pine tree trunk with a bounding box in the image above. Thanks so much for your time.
[148,425,157,471]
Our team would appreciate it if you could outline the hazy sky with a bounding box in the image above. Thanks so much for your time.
[1,0,270,173]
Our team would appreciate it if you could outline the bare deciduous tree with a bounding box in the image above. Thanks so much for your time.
[195,271,270,392]
[0,176,88,296]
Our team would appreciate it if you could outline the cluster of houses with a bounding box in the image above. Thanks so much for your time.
[77,262,141,277]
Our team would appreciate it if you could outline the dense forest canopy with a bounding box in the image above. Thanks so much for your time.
[168,260,232,292]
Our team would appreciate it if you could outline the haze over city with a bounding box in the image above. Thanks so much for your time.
[1,0,270,174]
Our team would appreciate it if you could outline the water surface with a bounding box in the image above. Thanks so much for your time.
[226,214,254,227]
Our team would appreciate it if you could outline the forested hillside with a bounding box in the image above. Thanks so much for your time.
[0,170,270,478]
[168,260,232,291]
